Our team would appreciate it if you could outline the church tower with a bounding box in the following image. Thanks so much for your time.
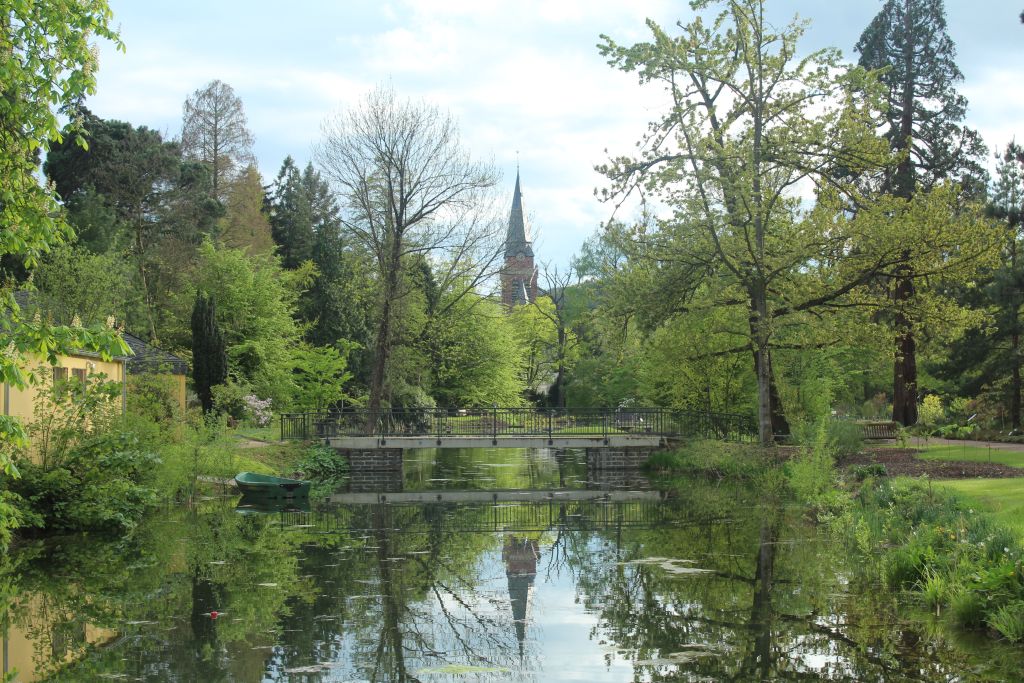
[500,172,539,308]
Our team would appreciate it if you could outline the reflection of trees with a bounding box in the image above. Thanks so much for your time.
[572,485,976,681]
[345,503,526,682]
[1,501,312,681]
[8,477,1024,681]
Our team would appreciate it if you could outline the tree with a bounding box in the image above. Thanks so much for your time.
[221,165,274,255]
[185,241,311,406]
[1,1,125,468]
[937,144,1024,430]
[291,343,357,412]
[855,0,988,425]
[45,110,223,341]
[191,290,227,414]
[314,87,500,421]
[424,292,525,407]
[268,156,314,269]
[598,0,892,443]
[180,80,255,202]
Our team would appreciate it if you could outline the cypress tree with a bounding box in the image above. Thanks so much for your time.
[191,290,227,413]
[855,0,987,426]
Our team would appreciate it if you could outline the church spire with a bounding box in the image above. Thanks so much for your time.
[504,171,533,259]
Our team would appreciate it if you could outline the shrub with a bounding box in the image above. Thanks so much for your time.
[297,444,348,483]
[243,394,273,427]
[918,394,945,427]
[786,422,835,503]
[10,427,159,534]
[885,544,930,590]
[988,601,1024,642]
[827,420,864,455]
[850,464,887,481]
[126,372,181,426]
[951,590,987,629]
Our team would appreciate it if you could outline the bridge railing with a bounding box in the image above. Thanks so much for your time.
[280,407,757,443]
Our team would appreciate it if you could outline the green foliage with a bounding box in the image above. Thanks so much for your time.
[126,372,181,425]
[850,464,887,481]
[151,420,239,502]
[9,426,159,534]
[841,477,1024,641]
[187,240,310,407]
[427,292,525,407]
[23,367,121,471]
[826,421,865,456]
[211,379,251,422]
[1,2,121,270]
[785,423,837,508]
[951,589,987,629]
[291,342,357,412]
[918,395,945,427]
[988,600,1024,642]
[644,441,770,480]
[295,444,348,498]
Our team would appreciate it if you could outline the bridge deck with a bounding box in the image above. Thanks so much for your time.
[326,435,662,449]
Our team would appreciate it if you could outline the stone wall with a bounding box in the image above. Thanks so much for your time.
[585,447,657,470]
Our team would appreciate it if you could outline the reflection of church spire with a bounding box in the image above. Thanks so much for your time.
[503,535,539,659]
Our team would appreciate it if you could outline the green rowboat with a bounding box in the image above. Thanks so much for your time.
[234,471,310,497]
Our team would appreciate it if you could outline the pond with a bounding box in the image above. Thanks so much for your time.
[2,447,1022,681]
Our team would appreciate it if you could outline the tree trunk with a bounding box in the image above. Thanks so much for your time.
[745,517,778,680]
[1012,331,1021,432]
[891,4,919,427]
[367,232,403,431]
[892,268,918,426]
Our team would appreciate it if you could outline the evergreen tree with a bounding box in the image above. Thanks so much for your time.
[855,0,987,425]
[937,144,1024,430]
[268,156,314,269]
[191,290,227,414]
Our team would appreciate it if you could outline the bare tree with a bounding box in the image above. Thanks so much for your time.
[315,87,501,421]
[180,79,255,202]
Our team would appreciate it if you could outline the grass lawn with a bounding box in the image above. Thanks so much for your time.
[232,422,281,442]
[938,478,1024,542]
[916,443,1024,469]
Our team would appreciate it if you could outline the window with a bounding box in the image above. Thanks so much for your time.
[52,366,68,385]
[72,368,87,384]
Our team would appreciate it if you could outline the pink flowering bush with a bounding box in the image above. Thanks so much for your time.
[243,395,273,427]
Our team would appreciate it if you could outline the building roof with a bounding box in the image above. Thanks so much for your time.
[504,172,534,260]
[122,331,189,376]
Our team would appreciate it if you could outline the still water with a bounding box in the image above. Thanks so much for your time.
[3,448,1022,682]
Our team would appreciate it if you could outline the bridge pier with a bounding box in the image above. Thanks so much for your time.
[341,448,403,472]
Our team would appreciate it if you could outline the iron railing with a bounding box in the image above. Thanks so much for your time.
[280,407,757,443]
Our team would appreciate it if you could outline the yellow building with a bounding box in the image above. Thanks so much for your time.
[3,293,190,452]
[1,351,127,429]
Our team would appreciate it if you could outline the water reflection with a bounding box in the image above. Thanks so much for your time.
[3,448,1023,681]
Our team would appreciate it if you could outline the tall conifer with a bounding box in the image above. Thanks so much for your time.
[855,0,987,425]
[191,290,227,413]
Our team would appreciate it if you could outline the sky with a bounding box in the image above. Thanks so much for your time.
[86,1,1024,268]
